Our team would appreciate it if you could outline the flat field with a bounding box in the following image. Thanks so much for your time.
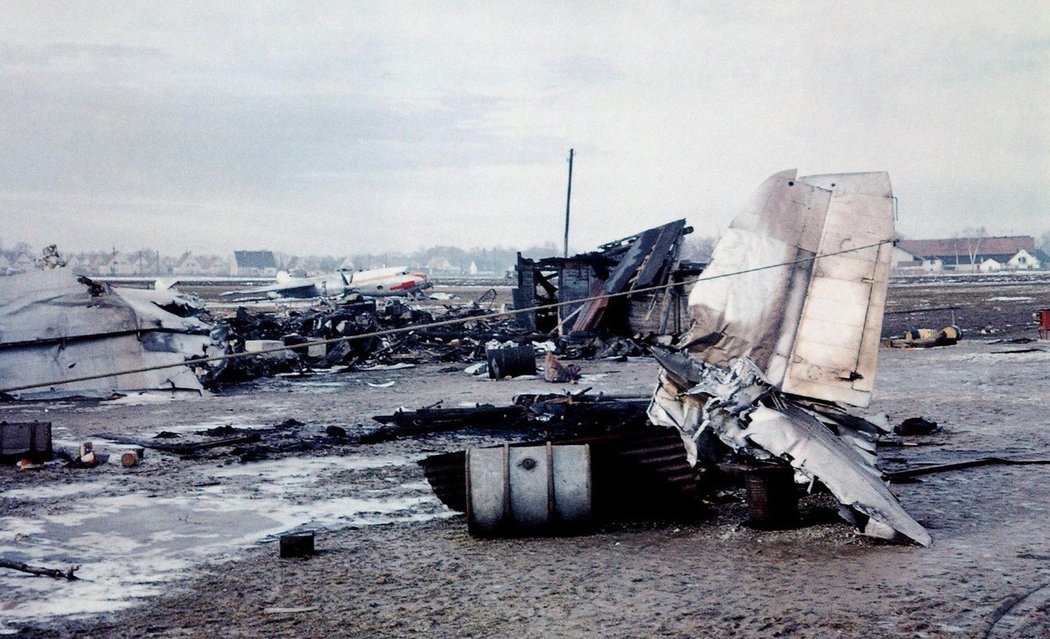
[2,276,1049,638]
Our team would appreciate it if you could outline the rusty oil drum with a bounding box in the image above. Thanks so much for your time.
[744,464,799,529]
[486,345,537,379]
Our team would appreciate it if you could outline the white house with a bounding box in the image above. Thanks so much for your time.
[978,258,1002,273]
[1007,249,1040,270]
[12,253,35,273]
[174,252,202,275]
[892,245,942,274]
[132,252,156,275]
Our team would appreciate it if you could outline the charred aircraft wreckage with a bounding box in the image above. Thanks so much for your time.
[0,269,226,400]
[645,170,929,546]
[418,169,931,546]
[0,169,929,545]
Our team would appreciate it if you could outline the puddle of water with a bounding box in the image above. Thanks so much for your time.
[0,453,452,622]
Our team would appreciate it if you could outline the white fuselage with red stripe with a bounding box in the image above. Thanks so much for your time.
[222,267,430,300]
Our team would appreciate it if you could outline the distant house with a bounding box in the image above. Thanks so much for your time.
[11,253,35,273]
[198,255,229,276]
[892,245,942,274]
[979,258,1002,273]
[896,236,1039,272]
[425,256,459,275]
[1007,249,1042,270]
[174,252,202,275]
[104,251,137,276]
[231,250,279,277]
[0,253,11,274]
[76,252,110,275]
[891,245,920,265]
[131,252,157,275]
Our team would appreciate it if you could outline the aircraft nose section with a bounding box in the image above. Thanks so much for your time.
[411,272,431,288]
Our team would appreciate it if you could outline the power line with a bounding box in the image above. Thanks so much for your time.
[0,239,894,394]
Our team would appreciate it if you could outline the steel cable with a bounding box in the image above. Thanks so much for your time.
[0,239,895,394]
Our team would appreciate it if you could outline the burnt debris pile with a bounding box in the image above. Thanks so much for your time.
[211,295,538,383]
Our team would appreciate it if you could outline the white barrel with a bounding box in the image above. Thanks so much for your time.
[466,443,592,537]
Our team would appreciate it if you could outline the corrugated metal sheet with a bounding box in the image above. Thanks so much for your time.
[419,426,704,520]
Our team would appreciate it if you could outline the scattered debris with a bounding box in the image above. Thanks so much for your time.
[885,325,962,348]
[0,421,52,464]
[120,451,140,468]
[76,442,99,468]
[325,425,348,438]
[279,531,316,558]
[0,558,79,581]
[213,297,536,383]
[895,417,939,436]
[991,347,1047,354]
[486,344,537,379]
[368,402,527,444]
[885,456,1050,481]
[98,432,263,455]
[988,337,1036,344]
[464,362,488,376]
[543,351,581,383]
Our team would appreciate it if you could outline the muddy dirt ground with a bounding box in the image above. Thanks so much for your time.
[2,277,1050,638]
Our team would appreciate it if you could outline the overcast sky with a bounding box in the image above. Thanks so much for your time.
[1,2,1047,255]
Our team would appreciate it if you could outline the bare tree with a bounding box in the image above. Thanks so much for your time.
[956,226,988,267]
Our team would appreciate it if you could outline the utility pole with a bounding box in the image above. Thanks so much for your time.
[564,148,574,258]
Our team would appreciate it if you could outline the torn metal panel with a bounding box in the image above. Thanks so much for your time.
[635,220,688,288]
[602,225,664,294]
[648,170,929,545]
[743,404,930,545]
[0,269,218,399]
[685,170,893,408]
[647,349,930,545]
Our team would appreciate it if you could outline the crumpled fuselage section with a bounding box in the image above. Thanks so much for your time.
[0,269,221,399]
[647,170,931,545]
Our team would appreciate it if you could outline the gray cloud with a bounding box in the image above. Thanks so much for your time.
[0,2,1046,255]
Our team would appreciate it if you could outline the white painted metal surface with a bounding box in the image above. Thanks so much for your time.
[684,169,894,407]
[0,268,215,398]
[466,443,592,536]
